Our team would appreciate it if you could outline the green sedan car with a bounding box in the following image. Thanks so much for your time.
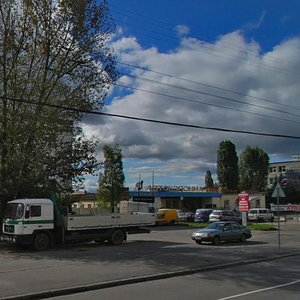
[192,221,252,245]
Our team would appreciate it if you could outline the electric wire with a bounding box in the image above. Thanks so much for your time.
[110,3,298,69]
[117,61,300,111]
[2,95,300,139]
[110,4,300,76]
[118,71,300,119]
[115,83,300,125]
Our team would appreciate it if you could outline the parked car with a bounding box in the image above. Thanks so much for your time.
[178,210,195,222]
[191,221,252,245]
[155,209,179,225]
[248,208,274,222]
[194,209,213,222]
[209,210,242,223]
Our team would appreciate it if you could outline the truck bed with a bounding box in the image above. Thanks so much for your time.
[65,213,156,231]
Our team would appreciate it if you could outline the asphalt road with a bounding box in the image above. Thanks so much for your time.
[0,222,299,299]
[45,255,300,300]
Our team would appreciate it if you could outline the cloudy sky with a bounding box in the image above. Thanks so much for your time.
[82,0,300,192]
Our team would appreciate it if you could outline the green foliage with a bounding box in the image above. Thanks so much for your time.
[217,140,239,190]
[0,0,117,203]
[97,145,125,211]
[205,170,214,188]
[239,146,269,191]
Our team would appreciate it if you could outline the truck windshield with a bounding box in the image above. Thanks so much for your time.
[4,203,24,220]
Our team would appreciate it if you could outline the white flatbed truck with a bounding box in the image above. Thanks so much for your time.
[1,198,155,251]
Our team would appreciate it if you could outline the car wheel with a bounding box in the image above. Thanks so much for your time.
[213,235,220,245]
[195,240,202,245]
[240,234,247,243]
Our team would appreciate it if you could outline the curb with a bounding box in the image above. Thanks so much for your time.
[2,252,300,300]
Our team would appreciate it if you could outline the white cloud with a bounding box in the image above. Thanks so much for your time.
[82,31,300,190]
[175,24,190,37]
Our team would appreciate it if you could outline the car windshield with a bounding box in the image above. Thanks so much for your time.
[4,203,24,220]
[206,222,223,230]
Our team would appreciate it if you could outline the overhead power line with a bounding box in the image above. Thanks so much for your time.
[2,95,300,139]
[119,71,300,119]
[115,84,300,125]
[110,5,300,76]
[117,61,300,112]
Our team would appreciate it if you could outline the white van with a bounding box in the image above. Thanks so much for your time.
[248,208,274,222]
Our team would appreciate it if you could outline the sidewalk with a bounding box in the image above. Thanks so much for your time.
[0,223,299,300]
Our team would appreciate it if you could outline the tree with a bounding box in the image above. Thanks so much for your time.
[0,0,117,204]
[205,170,214,188]
[97,145,125,212]
[239,146,269,191]
[217,140,239,191]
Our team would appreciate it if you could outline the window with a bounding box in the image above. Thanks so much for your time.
[224,224,232,231]
[30,206,41,217]
[278,166,286,172]
[232,223,240,231]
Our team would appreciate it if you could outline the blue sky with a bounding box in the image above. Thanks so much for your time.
[109,0,300,52]
[82,0,300,192]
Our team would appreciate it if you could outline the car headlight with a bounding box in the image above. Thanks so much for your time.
[201,233,211,238]
[193,232,211,238]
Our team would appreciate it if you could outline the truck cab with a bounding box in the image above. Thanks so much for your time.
[2,199,56,247]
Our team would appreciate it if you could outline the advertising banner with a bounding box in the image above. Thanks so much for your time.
[238,193,250,212]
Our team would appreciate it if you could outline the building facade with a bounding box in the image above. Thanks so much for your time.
[129,190,266,211]
[268,160,300,188]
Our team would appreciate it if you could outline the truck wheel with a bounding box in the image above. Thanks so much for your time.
[34,232,50,251]
[109,230,126,245]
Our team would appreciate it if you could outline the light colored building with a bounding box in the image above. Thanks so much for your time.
[268,160,300,187]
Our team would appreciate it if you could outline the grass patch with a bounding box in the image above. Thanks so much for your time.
[178,222,208,228]
[179,222,277,231]
[247,223,277,231]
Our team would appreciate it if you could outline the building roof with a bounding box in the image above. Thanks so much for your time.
[8,198,53,205]
[270,160,300,165]
[129,191,221,198]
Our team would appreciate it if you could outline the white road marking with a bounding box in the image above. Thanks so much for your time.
[216,279,300,300]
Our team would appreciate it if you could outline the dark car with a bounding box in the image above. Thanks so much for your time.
[194,209,213,222]
[191,221,252,245]
[178,210,195,222]
[209,210,242,223]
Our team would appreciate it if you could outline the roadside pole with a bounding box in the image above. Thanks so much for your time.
[277,186,280,251]
[272,182,286,252]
